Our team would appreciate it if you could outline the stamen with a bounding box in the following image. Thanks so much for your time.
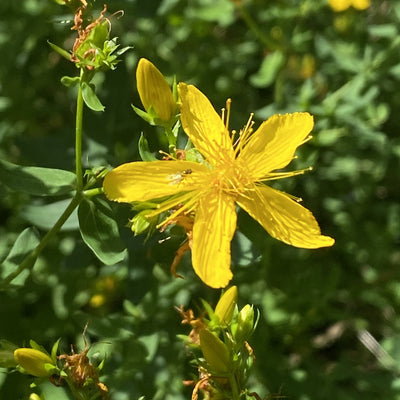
[234,113,254,156]
[225,98,232,130]
[300,135,313,145]
[147,191,195,219]
[238,190,255,201]
[285,192,303,202]
[151,190,204,228]
[244,113,254,136]
[260,166,313,182]
[159,150,176,160]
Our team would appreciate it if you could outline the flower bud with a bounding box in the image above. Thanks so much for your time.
[136,58,176,123]
[199,329,230,374]
[14,348,56,378]
[235,304,255,344]
[214,286,237,326]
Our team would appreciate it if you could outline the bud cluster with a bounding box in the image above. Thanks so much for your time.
[2,332,109,400]
[179,286,259,400]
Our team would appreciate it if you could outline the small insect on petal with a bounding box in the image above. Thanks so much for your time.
[167,169,193,185]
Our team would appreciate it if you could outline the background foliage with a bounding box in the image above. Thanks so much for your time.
[1,0,400,399]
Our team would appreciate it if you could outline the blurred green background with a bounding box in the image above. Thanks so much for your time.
[1,0,400,399]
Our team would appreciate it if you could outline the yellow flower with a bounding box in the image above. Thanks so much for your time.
[329,0,370,12]
[103,83,334,288]
[136,58,177,123]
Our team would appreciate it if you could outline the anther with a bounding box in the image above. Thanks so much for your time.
[225,98,232,130]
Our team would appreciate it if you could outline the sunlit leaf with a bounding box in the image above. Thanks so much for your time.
[81,81,105,112]
[0,159,76,196]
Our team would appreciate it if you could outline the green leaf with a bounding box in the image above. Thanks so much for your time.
[0,350,17,368]
[250,51,285,88]
[138,333,160,362]
[21,199,79,231]
[0,228,40,286]
[138,133,157,161]
[0,340,18,368]
[132,104,155,125]
[47,40,71,61]
[61,75,80,88]
[81,81,105,112]
[0,159,76,196]
[51,339,61,362]
[78,198,127,265]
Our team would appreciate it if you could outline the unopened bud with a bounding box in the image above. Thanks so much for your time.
[199,329,230,374]
[236,305,255,344]
[14,348,56,378]
[136,58,176,123]
[130,211,151,235]
[214,286,237,326]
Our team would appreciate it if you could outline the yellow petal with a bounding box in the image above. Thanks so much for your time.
[352,0,370,10]
[237,185,335,249]
[192,191,236,288]
[238,113,314,180]
[136,58,176,122]
[328,0,351,11]
[178,83,234,164]
[103,160,208,203]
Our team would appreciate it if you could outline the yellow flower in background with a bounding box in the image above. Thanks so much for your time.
[103,83,334,288]
[329,0,370,12]
[136,58,177,123]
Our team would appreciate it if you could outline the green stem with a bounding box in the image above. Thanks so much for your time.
[84,187,104,198]
[236,3,276,50]
[229,373,241,400]
[64,377,86,400]
[164,125,177,156]
[63,376,108,400]
[0,193,83,289]
[76,69,85,191]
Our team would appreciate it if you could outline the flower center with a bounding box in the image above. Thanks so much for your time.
[209,159,251,198]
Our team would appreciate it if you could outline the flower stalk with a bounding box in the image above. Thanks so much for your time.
[0,192,83,289]
[75,68,85,191]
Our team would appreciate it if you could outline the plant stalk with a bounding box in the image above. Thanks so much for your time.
[0,193,83,289]
[0,67,89,289]
[75,69,85,191]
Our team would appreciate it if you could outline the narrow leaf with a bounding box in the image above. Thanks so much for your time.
[47,40,72,61]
